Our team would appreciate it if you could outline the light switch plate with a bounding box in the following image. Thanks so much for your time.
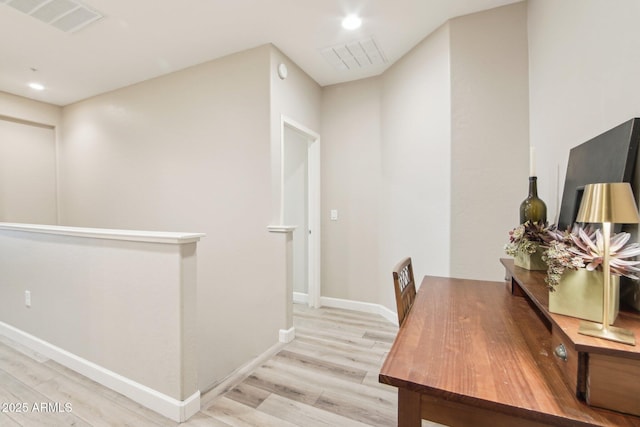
[330,209,338,220]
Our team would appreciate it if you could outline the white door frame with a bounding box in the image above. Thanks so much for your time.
[281,115,320,308]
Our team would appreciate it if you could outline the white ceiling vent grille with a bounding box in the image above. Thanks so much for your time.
[320,37,387,71]
[4,0,102,33]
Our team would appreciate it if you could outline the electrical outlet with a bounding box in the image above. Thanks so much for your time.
[25,290,31,307]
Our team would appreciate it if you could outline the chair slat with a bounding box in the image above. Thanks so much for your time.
[392,257,416,326]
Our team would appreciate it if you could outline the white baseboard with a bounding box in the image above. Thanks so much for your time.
[0,321,199,422]
[319,296,398,326]
[279,326,296,343]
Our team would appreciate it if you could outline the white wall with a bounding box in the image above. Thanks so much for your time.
[0,119,57,223]
[0,92,61,223]
[528,0,640,223]
[3,0,595,394]
[0,224,200,420]
[0,91,61,127]
[283,126,309,294]
[269,45,322,317]
[320,21,460,309]
[321,22,452,310]
[321,77,383,303]
[321,3,528,310]
[0,44,323,394]
[58,45,284,391]
[269,45,322,225]
[449,2,529,280]
[380,23,452,306]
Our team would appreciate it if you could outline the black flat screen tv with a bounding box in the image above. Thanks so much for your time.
[557,118,640,231]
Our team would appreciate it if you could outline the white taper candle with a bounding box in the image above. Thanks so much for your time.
[529,146,536,177]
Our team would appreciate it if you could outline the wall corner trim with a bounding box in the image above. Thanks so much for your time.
[293,292,309,304]
[0,321,200,422]
[279,326,296,343]
[267,224,297,233]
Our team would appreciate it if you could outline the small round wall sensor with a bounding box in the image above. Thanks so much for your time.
[277,63,288,80]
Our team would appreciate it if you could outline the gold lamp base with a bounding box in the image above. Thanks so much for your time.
[578,321,636,346]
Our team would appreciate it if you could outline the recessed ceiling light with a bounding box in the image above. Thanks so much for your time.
[28,82,45,91]
[342,14,362,30]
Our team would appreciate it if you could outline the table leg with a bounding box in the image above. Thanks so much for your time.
[398,388,421,427]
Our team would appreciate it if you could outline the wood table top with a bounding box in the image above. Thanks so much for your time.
[379,275,640,426]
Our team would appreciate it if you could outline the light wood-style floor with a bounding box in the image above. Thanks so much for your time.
[0,304,442,426]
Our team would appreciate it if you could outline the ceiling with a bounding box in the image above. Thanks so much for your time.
[0,0,521,106]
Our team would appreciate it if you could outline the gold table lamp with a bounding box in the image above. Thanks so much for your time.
[576,182,640,345]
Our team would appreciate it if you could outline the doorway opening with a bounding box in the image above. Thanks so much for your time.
[281,116,320,308]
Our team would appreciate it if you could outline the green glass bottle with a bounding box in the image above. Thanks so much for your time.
[519,176,547,224]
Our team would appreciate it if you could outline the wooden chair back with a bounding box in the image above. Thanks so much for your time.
[392,257,417,327]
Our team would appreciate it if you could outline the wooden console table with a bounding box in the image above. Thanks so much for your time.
[379,268,640,426]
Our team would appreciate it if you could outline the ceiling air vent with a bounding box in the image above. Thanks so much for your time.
[4,0,102,33]
[320,37,387,71]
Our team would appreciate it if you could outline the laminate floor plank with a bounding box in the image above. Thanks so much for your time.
[262,353,397,407]
[293,315,379,336]
[294,327,379,349]
[212,304,405,426]
[295,312,392,332]
[0,336,49,363]
[224,382,271,409]
[310,310,398,333]
[372,341,394,354]
[202,396,299,427]
[34,372,168,427]
[363,370,395,390]
[42,360,176,427]
[293,306,396,331]
[294,309,379,334]
[295,316,397,343]
[256,393,371,427]
[243,338,398,425]
[294,329,390,356]
[0,304,431,426]
[0,352,59,392]
[362,330,397,343]
[178,412,232,426]
[272,349,367,384]
[242,365,323,405]
[0,412,22,426]
[286,338,387,372]
[313,385,396,426]
[0,371,90,427]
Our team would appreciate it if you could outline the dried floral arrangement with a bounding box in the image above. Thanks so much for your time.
[542,225,640,290]
[504,221,549,257]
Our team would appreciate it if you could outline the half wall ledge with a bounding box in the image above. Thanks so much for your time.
[267,224,297,342]
[0,222,205,244]
[0,222,205,422]
[267,224,297,233]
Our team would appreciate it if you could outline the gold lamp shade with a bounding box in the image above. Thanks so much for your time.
[576,183,640,224]
[575,182,639,345]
